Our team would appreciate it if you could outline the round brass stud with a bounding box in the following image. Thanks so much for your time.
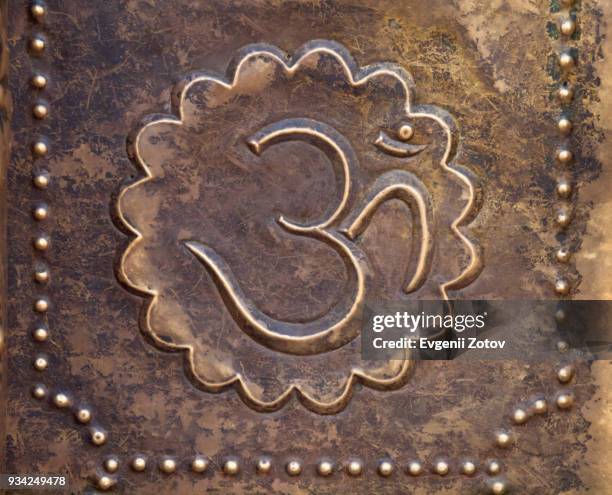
[32,140,48,156]
[34,298,49,312]
[556,148,573,164]
[556,392,574,409]
[490,480,507,495]
[34,267,49,283]
[346,459,363,476]
[556,180,572,199]
[558,84,574,103]
[33,102,49,119]
[34,236,49,251]
[377,460,393,477]
[434,460,449,476]
[223,459,239,475]
[131,456,146,472]
[555,308,566,322]
[159,457,176,474]
[29,35,46,54]
[33,172,49,189]
[560,18,576,36]
[559,52,575,70]
[286,460,302,476]
[34,355,48,371]
[495,431,512,448]
[33,204,48,221]
[255,457,271,474]
[556,247,571,263]
[558,117,572,134]
[513,408,528,424]
[33,326,48,341]
[317,460,333,477]
[97,475,115,491]
[192,456,209,473]
[557,340,570,353]
[398,124,414,141]
[76,407,92,423]
[104,458,119,474]
[53,392,70,407]
[461,461,476,476]
[555,210,571,229]
[558,364,575,383]
[91,428,108,446]
[534,398,548,414]
[408,461,423,476]
[32,384,47,399]
[555,278,570,295]
[31,73,47,89]
[561,0,575,6]
[487,460,501,475]
[30,2,47,21]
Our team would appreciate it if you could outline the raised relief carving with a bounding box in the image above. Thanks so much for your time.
[116,40,482,413]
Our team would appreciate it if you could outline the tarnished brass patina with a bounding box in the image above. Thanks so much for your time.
[2,1,611,493]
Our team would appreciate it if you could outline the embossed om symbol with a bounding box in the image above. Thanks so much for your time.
[185,118,433,355]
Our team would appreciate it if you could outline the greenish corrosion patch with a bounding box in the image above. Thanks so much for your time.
[550,0,561,14]
[547,21,560,39]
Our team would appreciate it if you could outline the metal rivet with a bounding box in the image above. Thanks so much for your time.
[555,210,571,229]
[556,148,573,164]
[346,460,363,476]
[192,456,209,473]
[76,407,92,423]
[53,392,70,408]
[29,35,46,53]
[487,460,501,475]
[33,204,48,220]
[34,355,48,371]
[378,460,393,477]
[558,84,574,103]
[97,475,115,491]
[434,460,449,476]
[159,458,176,474]
[398,124,414,141]
[33,326,48,341]
[490,480,507,495]
[32,140,48,156]
[561,0,575,5]
[33,102,49,119]
[91,428,107,446]
[32,384,47,399]
[495,431,512,448]
[555,278,570,295]
[223,459,239,475]
[131,456,146,472]
[558,117,572,134]
[30,2,47,21]
[31,73,47,89]
[556,247,571,263]
[33,172,49,189]
[556,180,572,199]
[461,461,476,476]
[317,460,333,477]
[34,267,49,283]
[513,408,528,424]
[286,460,301,476]
[34,298,49,312]
[558,364,575,383]
[534,398,548,414]
[559,52,575,70]
[104,458,119,473]
[34,236,49,251]
[557,340,570,352]
[556,392,574,409]
[560,18,576,36]
[407,461,423,476]
[555,308,566,322]
[255,457,271,474]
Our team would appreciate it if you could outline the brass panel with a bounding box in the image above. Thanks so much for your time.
[3,0,610,493]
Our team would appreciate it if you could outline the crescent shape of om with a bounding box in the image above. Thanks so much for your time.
[186,118,367,356]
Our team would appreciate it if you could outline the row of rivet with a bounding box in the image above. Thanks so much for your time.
[553,0,578,295]
[95,456,507,491]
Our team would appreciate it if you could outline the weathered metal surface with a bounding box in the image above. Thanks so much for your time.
[3,0,610,493]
